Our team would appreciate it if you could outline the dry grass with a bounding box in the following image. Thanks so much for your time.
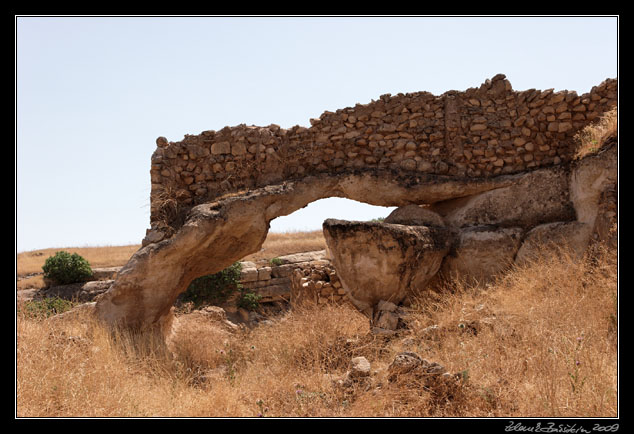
[242,230,326,262]
[574,106,617,160]
[16,239,617,418]
[16,230,326,291]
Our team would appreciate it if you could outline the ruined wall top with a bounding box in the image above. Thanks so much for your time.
[149,74,617,230]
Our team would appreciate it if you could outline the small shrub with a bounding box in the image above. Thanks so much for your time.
[182,262,242,307]
[22,297,74,318]
[269,257,283,266]
[237,290,262,311]
[369,217,386,223]
[42,251,92,285]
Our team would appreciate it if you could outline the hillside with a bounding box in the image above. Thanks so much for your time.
[16,235,617,418]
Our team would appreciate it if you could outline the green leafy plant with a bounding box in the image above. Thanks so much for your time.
[369,217,386,223]
[237,290,262,311]
[182,262,243,307]
[42,251,93,285]
[22,297,74,318]
[269,257,283,266]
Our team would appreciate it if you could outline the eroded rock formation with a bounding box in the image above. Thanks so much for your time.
[93,74,617,333]
[323,143,617,328]
[322,219,451,315]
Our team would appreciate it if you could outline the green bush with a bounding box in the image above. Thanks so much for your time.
[22,297,74,318]
[42,251,93,285]
[182,262,243,307]
[237,290,262,311]
[269,257,283,266]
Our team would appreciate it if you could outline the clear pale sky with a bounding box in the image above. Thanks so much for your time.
[15,16,618,252]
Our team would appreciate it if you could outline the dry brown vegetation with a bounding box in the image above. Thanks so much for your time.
[16,236,617,418]
[574,106,617,160]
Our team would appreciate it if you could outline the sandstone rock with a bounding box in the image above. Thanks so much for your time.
[377,299,398,312]
[91,267,121,281]
[211,141,231,155]
[387,352,423,381]
[323,219,452,315]
[349,356,371,379]
[275,250,328,264]
[197,305,227,321]
[384,205,445,227]
[515,221,593,264]
[231,142,246,156]
[387,352,451,384]
[428,166,575,229]
[38,280,113,303]
[375,310,400,330]
[240,267,258,282]
[440,226,523,284]
[569,144,617,228]
[257,266,272,281]
[142,229,165,247]
[156,136,169,148]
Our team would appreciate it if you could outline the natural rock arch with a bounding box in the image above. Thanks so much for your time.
[94,74,617,332]
[94,171,516,331]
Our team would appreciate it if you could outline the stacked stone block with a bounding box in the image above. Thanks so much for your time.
[290,261,349,307]
[236,250,348,306]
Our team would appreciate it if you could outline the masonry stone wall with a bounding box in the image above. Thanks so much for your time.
[237,250,347,306]
[149,74,617,230]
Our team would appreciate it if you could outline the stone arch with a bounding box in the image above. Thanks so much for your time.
[94,170,515,331]
[94,74,617,332]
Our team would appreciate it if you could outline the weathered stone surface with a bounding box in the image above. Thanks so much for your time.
[384,205,445,227]
[375,310,400,330]
[37,280,113,303]
[440,226,523,284]
[515,221,593,264]
[387,352,452,384]
[428,166,576,229]
[257,266,272,281]
[91,267,121,281]
[322,219,452,315]
[274,250,328,264]
[240,266,258,282]
[349,357,371,379]
[569,144,617,227]
[196,305,227,321]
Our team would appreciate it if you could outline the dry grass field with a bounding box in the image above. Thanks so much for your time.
[16,237,618,418]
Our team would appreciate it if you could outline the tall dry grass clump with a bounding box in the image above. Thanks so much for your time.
[17,241,617,418]
[574,106,617,160]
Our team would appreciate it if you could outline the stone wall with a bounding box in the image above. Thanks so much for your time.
[149,74,617,230]
[237,250,347,305]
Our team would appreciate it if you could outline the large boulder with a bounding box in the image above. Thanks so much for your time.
[384,205,445,227]
[322,219,452,316]
[515,221,593,264]
[569,144,617,234]
[440,226,523,284]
